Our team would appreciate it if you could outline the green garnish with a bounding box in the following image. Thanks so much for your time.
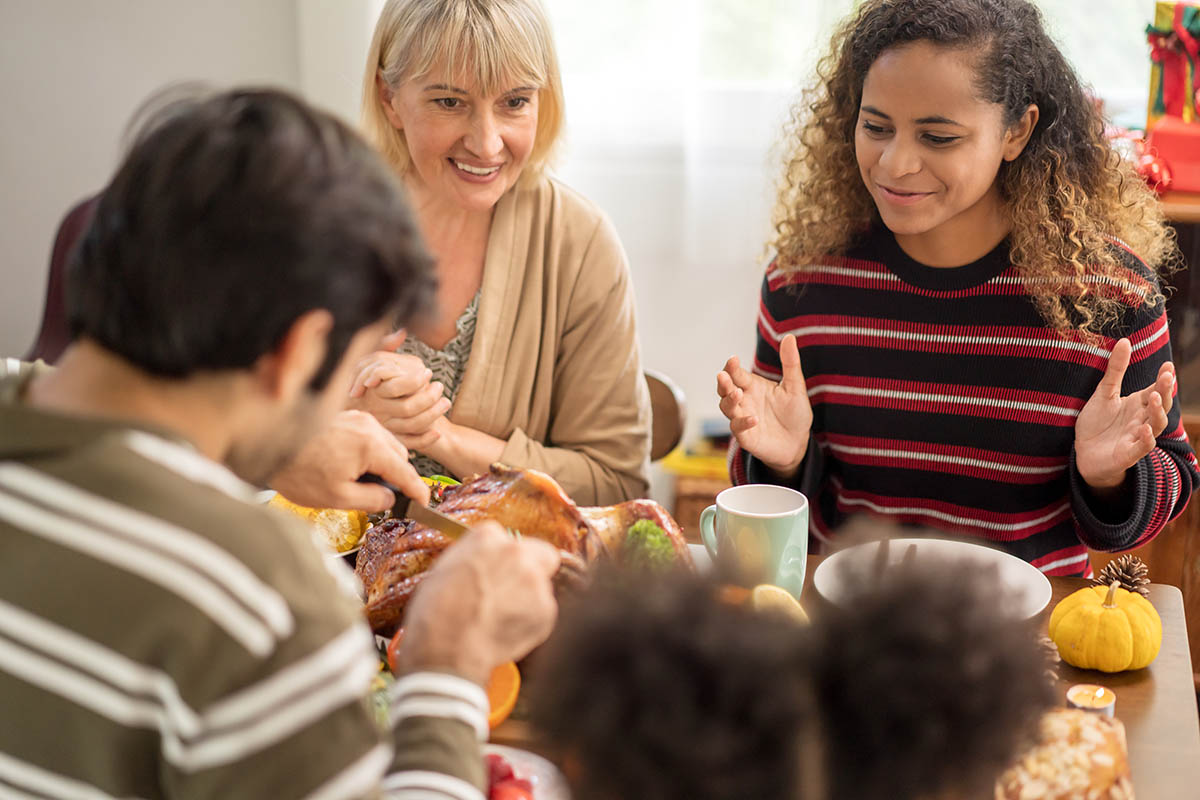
[622,519,676,572]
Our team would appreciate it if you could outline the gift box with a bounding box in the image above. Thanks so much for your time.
[1146,115,1200,192]
[1146,1,1200,126]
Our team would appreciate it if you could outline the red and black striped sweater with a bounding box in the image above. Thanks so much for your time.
[730,227,1199,577]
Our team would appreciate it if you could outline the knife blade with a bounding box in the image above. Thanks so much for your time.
[357,473,470,539]
[401,497,471,540]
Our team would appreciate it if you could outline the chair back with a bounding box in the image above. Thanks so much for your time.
[24,195,98,363]
[644,369,686,461]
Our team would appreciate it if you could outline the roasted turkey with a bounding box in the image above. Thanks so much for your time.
[355,463,692,634]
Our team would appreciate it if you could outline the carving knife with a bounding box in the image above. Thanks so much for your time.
[400,497,470,539]
[357,473,470,539]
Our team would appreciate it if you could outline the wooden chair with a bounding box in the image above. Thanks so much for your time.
[645,369,686,462]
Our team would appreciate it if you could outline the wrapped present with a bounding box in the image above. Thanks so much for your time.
[1147,114,1200,192]
[1146,1,1200,126]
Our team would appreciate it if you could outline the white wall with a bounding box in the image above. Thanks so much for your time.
[296,0,379,125]
[0,0,301,358]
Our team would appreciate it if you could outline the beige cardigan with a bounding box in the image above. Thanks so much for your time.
[447,176,651,505]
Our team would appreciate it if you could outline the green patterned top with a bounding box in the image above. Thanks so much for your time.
[399,290,480,477]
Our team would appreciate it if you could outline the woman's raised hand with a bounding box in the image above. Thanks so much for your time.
[1074,338,1175,491]
[347,331,451,451]
[716,334,813,476]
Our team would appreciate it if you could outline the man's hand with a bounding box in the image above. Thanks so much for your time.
[269,410,429,511]
[396,523,560,686]
[1075,338,1174,491]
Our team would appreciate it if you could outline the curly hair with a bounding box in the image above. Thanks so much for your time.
[812,560,1054,800]
[773,0,1178,334]
[530,571,817,800]
[530,563,1052,800]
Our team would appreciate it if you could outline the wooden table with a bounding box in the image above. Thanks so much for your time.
[1046,580,1199,799]
[493,557,1200,798]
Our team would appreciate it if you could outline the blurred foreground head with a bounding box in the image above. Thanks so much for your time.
[68,87,435,388]
[532,564,1052,800]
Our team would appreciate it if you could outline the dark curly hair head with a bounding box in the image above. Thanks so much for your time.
[531,561,1052,800]
[530,571,818,800]
[774,0,1177,334]
[813,560,1054,800]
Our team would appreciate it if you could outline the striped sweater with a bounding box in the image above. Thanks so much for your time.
[730,228,1198,577]
[0,360,487,800]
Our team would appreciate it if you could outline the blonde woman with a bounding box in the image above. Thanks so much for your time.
[350,0,650,505]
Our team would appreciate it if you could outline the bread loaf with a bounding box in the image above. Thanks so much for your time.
[995,708,1132,799]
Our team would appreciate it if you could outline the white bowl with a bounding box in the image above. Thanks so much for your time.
[812,537,1052,620]
[688,543,712,574]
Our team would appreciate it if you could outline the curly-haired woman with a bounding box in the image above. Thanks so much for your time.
[717,0,1198,575]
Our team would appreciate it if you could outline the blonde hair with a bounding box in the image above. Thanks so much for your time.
[362,0,564,184]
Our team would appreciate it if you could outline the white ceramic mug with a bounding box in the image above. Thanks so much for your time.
[699,484,809,598]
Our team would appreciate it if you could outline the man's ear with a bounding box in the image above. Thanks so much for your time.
[254,309,334,401]
[378,72,405,131]
[1002,103,1039,162]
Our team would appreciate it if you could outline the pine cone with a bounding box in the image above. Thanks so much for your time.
[1039,635,1060,684]
[1092,554,1150,597]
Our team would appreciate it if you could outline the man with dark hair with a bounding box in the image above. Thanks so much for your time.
[0,88,558,799]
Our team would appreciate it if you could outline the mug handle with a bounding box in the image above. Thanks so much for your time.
[699,504,719,559]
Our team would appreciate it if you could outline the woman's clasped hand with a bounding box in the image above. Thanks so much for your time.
[348,330,449,452]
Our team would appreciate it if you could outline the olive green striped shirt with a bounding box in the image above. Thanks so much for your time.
[0,359,486,799]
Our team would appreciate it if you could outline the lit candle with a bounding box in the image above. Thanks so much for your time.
[1066,683,1116,717]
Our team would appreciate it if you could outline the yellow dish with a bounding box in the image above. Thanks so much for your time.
[267,494,369,553]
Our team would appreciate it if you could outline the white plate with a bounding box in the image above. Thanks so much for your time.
[812,537,1052,619]
[484,744,572,799]
[687,543,712,574]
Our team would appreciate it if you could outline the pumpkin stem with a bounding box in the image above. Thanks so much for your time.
[1102,580,1120,609]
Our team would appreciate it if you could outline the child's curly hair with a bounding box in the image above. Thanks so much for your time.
[531,563,1052,800]
[530,572,817,800]
[812,561,1054,800]
[773,0,1178,334]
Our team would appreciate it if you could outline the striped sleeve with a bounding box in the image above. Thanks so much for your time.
[1068,303,1198,552]
[382,672,488,799]
[155,551,488,800]
[148,532,395,799]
